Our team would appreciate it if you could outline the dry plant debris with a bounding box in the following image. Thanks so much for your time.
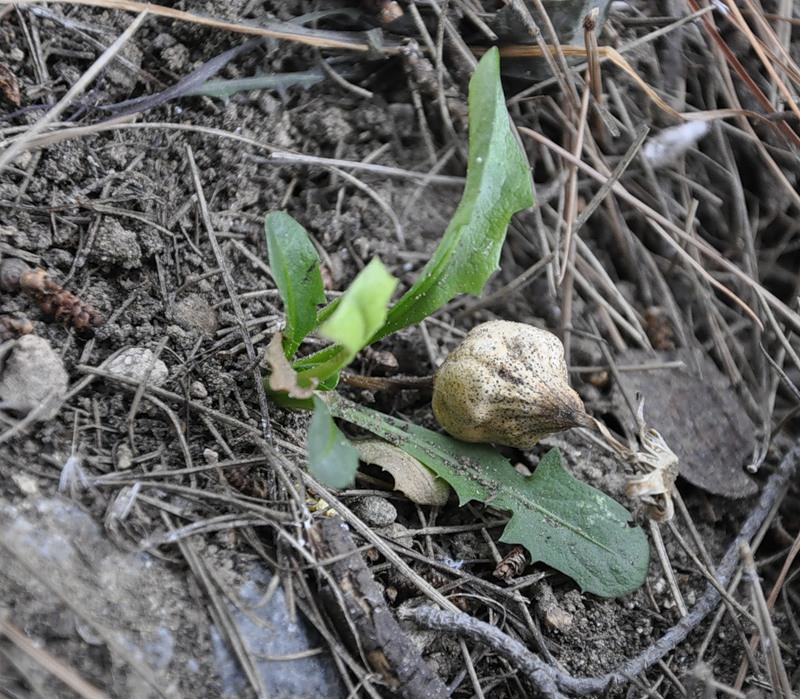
[0,0,798,696]
[0,257,103,333]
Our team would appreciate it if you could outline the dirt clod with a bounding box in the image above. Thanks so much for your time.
[172,293,219,335]
[90,220,143,269]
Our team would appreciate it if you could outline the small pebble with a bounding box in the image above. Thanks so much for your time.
[114,442,134,470]
[190,381,209,399]
[11,472,39,495]
[352,495,397,527]
[104,348,168,386]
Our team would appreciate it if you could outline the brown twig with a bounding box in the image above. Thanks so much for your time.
[309,517,449,698]
[739,542,794,697]
[734,527,800,690]
[340,371,434,391]
[683,0,800,149]
[517,126,800,334]
[1,0,403,53]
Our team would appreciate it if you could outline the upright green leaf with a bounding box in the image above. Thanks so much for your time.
[325,394,649,597]
[265,211,326,357]
[371,47,534,342]
[307,395,359,489]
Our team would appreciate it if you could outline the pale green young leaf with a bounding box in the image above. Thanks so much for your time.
[319,258,397,355]
[295,259,398,384]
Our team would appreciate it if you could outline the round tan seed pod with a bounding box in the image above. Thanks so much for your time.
[432,320,590,448]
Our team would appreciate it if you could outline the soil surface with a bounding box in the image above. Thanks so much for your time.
[1,1,798,698]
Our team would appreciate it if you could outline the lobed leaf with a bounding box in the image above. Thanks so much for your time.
[325,393,650,597]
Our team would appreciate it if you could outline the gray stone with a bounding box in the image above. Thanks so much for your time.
[0,335,68,420]
[104,347,168,387]
[352,495,398,527]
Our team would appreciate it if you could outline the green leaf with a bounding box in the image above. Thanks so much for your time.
[319,258,398,354]
[296,259,398,384]
[307,395,359,489]
[371,47,534,342]
[498,450,650,598]
[325,394,649,597]
[265,211,326,357]
[291,344,340,372]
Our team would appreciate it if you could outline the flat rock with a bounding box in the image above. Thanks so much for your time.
[0,497,220,699]
[104,347,168,386]
[0,497,343,698]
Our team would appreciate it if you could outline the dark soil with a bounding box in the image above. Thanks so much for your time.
[1,1,798,697]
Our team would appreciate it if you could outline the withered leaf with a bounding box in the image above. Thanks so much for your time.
[263,333,318,399]
[615,349,758,498]
[354,438,450,506]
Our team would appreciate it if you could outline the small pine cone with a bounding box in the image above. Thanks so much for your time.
[494,545,530,580]
[38,288,103,331]
[20,268,103,333]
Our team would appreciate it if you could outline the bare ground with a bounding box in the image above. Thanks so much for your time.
[0,1,798,697]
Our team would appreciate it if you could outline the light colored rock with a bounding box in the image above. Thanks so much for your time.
[172,294,218,335]
[0,335,68,420]
[190,380,208,399]
[104,348,168,387]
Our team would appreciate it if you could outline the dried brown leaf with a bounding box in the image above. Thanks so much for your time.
[263,333,317,399]
[616,350,758,499]
[354,439,450,507]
